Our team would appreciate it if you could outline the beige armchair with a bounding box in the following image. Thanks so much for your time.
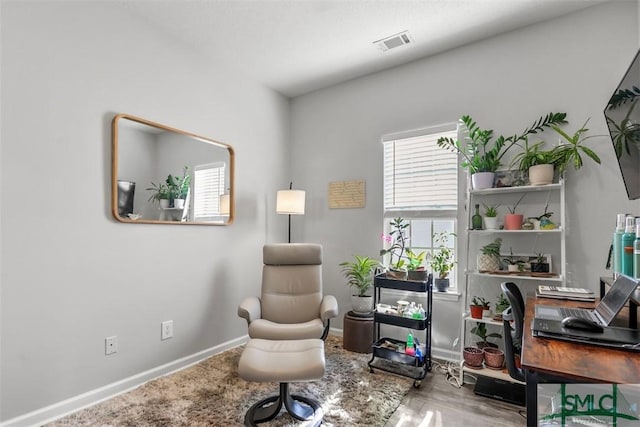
[238,243,338,340]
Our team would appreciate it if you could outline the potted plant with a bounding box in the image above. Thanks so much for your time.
[550,119,601,176]
[339,255,380,314]
[146,181,170,208]
[504,193,526,230]
[477,238,501,272]
[530,203,555,230]
[483,347,505,369]
[510,136,557,186]
[463,346,484,368]
[470,296,489,319]
[380,217,409,279]
[436,112,567,190]
[406,249,428,281]
[428,231,456,291]
[530,253,550,273]
[482,203,500,230]
[470,322,502,349]
[494,292,510,321]
[166,166,191,209]
[503,248,525,272]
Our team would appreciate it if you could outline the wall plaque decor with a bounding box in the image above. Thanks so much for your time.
[329,180,365,209]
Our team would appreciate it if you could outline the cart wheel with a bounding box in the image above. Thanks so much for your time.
[413,380,421,388]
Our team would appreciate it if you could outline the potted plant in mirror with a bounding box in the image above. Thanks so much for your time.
[146,181,171,209]
[166,166,191,209]
[510,136,557,186]
[436,112,567,190]
[504,193,525,230]
[428,231,456,292]
[550,119,601,177]
[482,203,500,230]
[339,255,380,315]
[470,296,489,319]
[503,248,525,272]
[406,249,428,281]
[477,238,502,272]
[380,217,409,280]
[471,322,502,350]
[530,253,550,273]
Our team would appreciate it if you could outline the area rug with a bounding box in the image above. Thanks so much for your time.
[48,335,412,426]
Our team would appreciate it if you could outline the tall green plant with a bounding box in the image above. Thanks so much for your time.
[550,119,601,175]
[437,112,567,173]
[339,255,379,297]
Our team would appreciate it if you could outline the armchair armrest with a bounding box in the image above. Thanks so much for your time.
[320,295,339,322]
[238,296,261,325]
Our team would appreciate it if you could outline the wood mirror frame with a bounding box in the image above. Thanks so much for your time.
[111,113,235,225]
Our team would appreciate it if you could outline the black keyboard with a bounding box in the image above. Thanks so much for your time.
[560,308,592,320]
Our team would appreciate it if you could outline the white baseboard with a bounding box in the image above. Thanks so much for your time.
[1,335,248,427]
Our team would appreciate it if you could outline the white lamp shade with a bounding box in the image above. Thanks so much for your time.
[219,194,230,216]
[276,190,305,215]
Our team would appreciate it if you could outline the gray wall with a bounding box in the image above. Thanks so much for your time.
[1,1,290,421]
[290,1,640,357]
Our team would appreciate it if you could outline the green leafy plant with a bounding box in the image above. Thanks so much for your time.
[503,248,525,269]
[405,248,426,271]
[146,181,170,204]
[428,231,456,279]
[480,238,502,257]
[507,193,526,214]
[534,203,553,221]
[339,255,380,297]
[606,100,640,159]
[471,322,502,344]
[380,217,409,270]
[166,166,191,200]
[550,119,601,175]
[510,137,556,171]
[436,112,567,173]
[495,293,510,315]
[471,296,490,308]
[482,203,499,218]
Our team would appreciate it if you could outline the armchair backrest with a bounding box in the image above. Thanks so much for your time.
[261,243,323,324]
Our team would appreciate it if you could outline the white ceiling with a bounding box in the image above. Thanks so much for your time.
[121,0,606,98]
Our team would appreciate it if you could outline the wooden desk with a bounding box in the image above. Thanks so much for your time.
[521,295,640,426]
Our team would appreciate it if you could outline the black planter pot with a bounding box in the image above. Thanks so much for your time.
[434,278,449,292]
[407,269,428,281]
[531,262,550,273]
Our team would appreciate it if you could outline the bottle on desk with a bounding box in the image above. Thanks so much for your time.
[622,216,636,276]
[634,223,640,279]
[613,213,626,278]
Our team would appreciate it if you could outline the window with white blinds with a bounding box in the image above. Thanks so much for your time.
[383,127,458,216]
[193,162,225,221]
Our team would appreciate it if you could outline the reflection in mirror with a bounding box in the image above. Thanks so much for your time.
[112,114,234,225]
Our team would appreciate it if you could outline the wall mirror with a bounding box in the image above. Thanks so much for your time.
[111,113,235,225]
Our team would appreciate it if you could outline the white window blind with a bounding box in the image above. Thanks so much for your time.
[383,128,458,215]
[193,162,225,221]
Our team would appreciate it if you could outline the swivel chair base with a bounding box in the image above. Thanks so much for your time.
[244,382,322,426]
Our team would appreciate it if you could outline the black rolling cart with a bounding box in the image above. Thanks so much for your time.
[367,273,433,388]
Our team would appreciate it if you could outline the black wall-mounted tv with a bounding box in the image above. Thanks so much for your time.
[604,49,640,200]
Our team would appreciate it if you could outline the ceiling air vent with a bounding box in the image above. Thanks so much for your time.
[374,31,412,52]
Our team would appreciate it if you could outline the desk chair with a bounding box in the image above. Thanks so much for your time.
[501,282,526,381]
[238,243,338,340]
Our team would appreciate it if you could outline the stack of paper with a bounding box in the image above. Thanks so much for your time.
[536,285,596,301]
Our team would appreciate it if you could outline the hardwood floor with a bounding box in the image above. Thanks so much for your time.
[385,361,526,427]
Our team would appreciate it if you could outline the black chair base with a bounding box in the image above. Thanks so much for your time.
[244,382,322,426]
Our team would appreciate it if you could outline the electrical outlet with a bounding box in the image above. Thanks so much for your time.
[105,336,118,355]
[161,320,173,340]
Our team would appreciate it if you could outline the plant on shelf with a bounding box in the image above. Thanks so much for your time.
[405,248,428,281]
[340,255,380,314]
[469,295,490,319]
[550,119,601,176]
[530,203,556,230]
[482,203,500,230]
[380,217,409,279]
[428,231,456,291]
[504,193,526,230]
[146,181,170,206]
[494,293,510,321]
[510,136,558,186]
[530,252,550,273]
[166,166,191,203]
[436,112,567,189]
[503,248,525,272]
[477,237,502,272]
[470,322,502,349]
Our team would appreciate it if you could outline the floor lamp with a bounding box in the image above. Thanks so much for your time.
[276,182,306,243]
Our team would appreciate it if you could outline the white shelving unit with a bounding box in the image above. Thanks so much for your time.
[460,179,566,384]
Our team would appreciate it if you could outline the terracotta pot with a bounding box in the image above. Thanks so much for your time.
[463,347,484,368]
[483,347,505,369]
[504,214,523,230]
[470,305,484,319]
